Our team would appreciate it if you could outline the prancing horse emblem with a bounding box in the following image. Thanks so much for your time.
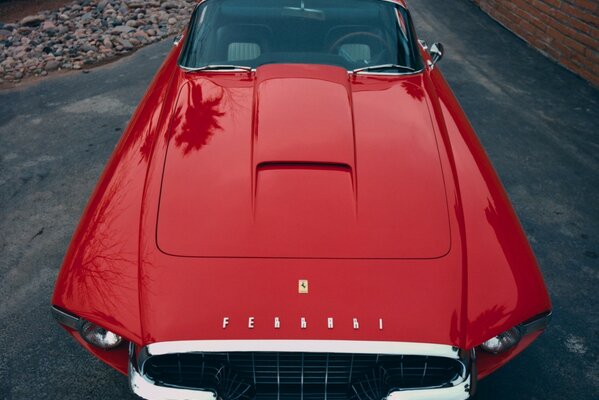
[298,279,308,294]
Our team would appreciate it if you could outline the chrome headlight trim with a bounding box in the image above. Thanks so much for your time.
[479,311,552,354]
[520,311,552,336]
[51,305,124,350]
[50,305,80,329]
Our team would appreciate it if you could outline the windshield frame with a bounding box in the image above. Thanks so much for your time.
[177,0,424,75]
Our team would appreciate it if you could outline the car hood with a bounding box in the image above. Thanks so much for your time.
[135,65,467,346]
[156,64,450,259]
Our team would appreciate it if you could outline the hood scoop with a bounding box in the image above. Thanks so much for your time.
[252,64,355,167]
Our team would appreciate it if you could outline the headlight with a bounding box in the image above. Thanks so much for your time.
[79,320,123,350]
[480,327,522,354]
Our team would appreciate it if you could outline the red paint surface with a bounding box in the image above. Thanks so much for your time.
[157,65,450,259]
[52,13,551,379]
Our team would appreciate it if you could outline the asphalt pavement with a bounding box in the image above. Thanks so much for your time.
[1,0,598,399]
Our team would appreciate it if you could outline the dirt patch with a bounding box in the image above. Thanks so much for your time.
[0,0,73,24]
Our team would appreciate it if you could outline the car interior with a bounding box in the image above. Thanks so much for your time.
[180,0,421,71]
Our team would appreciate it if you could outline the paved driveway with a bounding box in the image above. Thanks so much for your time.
[1,0,597,399]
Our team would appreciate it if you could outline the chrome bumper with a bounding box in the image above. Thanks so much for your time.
[129,340,475,400]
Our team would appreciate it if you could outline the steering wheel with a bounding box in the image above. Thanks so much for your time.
[328,32,393,64]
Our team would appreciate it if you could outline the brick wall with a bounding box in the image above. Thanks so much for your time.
[471,0,598,87]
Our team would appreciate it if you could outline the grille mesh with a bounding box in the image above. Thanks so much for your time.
[143,352,463,400]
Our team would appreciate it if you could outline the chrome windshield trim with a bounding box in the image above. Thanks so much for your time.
[50,305,80,330]
[196,0,408,10]
[351,63,416,74]
[144,340,462,359]
[181,65,254,73]
[348,67,424,76]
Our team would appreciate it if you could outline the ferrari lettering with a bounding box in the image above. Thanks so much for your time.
[221,317,384,330]
[301,317,307,329]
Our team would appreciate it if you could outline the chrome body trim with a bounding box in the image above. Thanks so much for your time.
[145,340,462,359]
[129,342,217,400]
[520,311,552,336]
[130,365,217,399]
[129,340,475,400]
[50,305,80,330]
[386,374,472,400]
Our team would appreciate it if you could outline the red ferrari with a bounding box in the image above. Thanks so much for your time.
[52,0,551,399]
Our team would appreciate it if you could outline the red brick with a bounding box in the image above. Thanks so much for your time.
[568,0,598,12]
[472,0,598,87]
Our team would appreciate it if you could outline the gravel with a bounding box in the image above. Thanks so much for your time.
[0,0,196,84]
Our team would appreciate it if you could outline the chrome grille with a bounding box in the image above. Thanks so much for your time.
[142,352,464,400]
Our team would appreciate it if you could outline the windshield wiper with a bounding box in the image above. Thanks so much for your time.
[183,65,253,73]
[352,64,416,74]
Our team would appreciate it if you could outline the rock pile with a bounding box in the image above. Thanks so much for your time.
[0,0,196,84]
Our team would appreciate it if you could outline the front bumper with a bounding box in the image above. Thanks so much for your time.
[129,340,475,400]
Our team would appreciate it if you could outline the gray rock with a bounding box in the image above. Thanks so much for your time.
[127,0,144,8]
[117,38,133,49]
[20,15,45,27]
[17,27,33,34]
[161,1,179,10]
[111,25,136,34]
[133,30,149,39]
[97,0,109,12]
[44,60,61,71]
[0,29,11,40]
[42,21,56,30]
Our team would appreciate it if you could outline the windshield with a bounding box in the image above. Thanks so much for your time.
[179,0,423,71]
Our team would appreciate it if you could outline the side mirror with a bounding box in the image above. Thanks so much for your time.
[428,42,444,70]
[173,34,183,47]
